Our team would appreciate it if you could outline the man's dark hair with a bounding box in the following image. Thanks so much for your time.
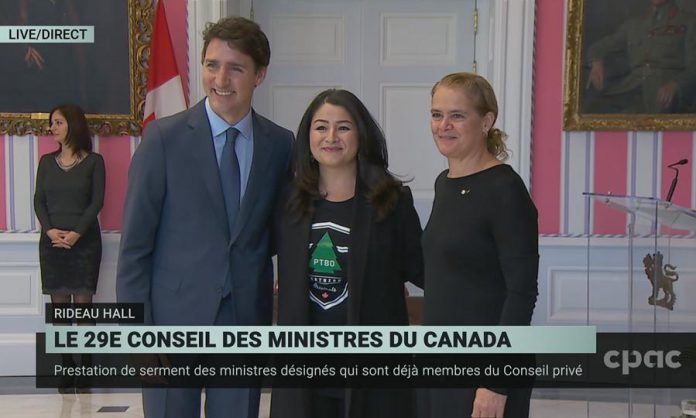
[201,16,270,70]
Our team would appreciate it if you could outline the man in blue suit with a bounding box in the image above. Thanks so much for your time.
[116,16,293,418]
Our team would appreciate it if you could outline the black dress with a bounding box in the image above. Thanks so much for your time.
[422,164,539,418]
[34,152,105,295]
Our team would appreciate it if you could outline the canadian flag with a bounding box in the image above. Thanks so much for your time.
[143,0,187,128]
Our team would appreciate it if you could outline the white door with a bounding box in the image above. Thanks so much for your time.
[252,0,488,222]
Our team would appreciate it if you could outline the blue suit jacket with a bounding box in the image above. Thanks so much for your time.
[116,100,293,326]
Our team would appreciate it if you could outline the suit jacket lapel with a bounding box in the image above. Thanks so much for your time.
[348,188,371,325]
[187,101,230,238]
[231,111,274,242]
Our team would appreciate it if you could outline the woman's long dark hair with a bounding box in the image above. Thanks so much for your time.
[49,104,92,153]
[288,89,402,221]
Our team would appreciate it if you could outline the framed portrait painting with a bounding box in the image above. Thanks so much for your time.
[564,0,696,130]
[0,0,152,136]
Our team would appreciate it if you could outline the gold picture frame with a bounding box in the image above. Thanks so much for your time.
[564,0,696,131]
[0,0,152,136]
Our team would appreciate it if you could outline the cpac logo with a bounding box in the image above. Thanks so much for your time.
[603,350,681,375]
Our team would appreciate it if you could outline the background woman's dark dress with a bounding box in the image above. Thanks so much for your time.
[34,152,105,294]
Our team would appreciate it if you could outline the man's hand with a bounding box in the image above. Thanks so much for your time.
[471,388,507,418]
[586,60,605,90]
[24,46,44,70]
[657,80,679,109]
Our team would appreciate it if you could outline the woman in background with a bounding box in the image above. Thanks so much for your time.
[422,73,539,418]
[34,104,104,391]
[270,89,423,418]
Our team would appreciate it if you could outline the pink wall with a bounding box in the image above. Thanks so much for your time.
[0,137,5,230]
[531,0,564,234]
[98,137,132,230]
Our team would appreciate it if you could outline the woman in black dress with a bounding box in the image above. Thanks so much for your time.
[34,103,105,305]
[34,103,104,392]
[422,73,539,418]
[270,89,423,418]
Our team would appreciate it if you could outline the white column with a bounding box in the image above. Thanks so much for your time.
[487,0,536,188]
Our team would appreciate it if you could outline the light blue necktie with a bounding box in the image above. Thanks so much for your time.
[220,127,240,236]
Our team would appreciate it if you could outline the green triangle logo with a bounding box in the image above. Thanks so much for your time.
[309,232,343,274]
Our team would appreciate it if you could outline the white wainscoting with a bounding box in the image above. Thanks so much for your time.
[0,233,119,376]
[537,237,696,332]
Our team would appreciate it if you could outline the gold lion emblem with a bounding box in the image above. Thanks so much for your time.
[642,251,679,311]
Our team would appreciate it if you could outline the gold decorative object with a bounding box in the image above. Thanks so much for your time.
[642,251,679,311]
